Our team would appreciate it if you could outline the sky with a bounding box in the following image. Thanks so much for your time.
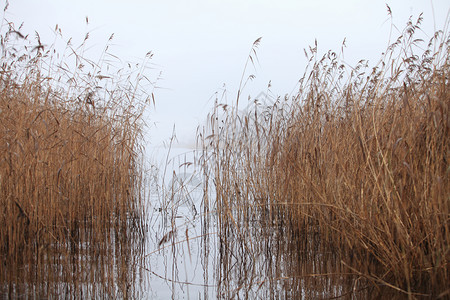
[3,0,449,149]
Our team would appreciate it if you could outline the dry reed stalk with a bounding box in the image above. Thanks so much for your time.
[0,11,152,298]
[204,16,449,298]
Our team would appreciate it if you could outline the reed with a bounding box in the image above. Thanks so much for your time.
[0,13,152,298]
[203,15,449,298]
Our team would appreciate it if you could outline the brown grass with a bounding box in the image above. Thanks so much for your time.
[0,14,152,298]
[202,15,449,298]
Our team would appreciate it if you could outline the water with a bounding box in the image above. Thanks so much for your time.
[1,145,401,299]
[140,146,218,299]
[141,146,372,299]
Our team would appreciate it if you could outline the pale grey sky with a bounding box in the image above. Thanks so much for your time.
[4,0,449,148]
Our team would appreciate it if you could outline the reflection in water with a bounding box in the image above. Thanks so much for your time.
[145,147,381,299]
[214,209,373,299]
[0,221,146,299]
[0,146,409,299]
[142,146,217,298]
[0,145,408,299]
[157,147,384,299]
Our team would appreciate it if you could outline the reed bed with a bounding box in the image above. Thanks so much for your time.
[0,15,152,298]
[203,16,449,298]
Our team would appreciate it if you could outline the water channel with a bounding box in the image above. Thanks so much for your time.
[0,144,399,299]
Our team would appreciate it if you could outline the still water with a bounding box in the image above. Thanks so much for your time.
[1,145,389,299]
[142,146,217,299]
[140,146,377,299]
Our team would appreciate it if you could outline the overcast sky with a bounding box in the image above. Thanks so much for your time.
[4,0,449,149]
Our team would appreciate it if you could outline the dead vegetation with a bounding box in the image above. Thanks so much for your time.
[0,11,154,298]
[202,15,449,298]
